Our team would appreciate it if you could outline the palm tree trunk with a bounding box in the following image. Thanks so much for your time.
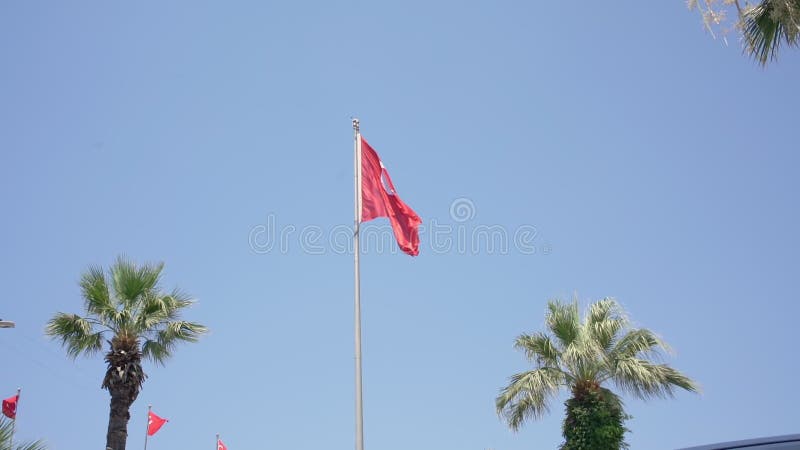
[105,388,133,450]
[561,385,628,450]
[102,336,146,450]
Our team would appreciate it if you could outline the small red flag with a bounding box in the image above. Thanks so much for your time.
[147,411,168,436]
[2,395,18,419]
[360,136,422,256]
[217,438,228,450]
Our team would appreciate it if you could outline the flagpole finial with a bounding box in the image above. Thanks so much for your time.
[352,118,360,132]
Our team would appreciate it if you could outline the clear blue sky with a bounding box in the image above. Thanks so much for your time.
[1,2,798,449]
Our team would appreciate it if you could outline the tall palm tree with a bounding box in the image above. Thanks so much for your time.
[46,257,207,450]
[496,298,698,447]
[741,0,800,65]
[0,417,47,450]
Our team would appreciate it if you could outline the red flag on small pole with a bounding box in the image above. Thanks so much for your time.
[144,405,168,450]
[3,388,21,449]
[216,433,227,450]
[147,410,168,436]
[1,392,18,419]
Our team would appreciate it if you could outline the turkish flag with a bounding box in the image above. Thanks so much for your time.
[360,136,422,256]
[217,438,228,450]
[2,395,18,419]
[147,411,168,436]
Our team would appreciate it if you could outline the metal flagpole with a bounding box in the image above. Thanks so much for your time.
[144,405,151,450]
[216,433,220,450]
[10,387,20,449]
[353,118,364,450]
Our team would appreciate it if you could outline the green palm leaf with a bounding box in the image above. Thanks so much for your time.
[613,358,699,399]
[45,313,104,358]
[742,0,800,65]
[80,266,115,320]
[515,332,560,367]
[110,256,163,310]
[496,368,566,430]
[585,298,627,351]
[546,300,580,348]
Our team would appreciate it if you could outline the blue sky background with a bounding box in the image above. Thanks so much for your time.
[1,2,798,449]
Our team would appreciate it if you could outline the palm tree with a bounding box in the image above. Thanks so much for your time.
[0,417,47,450]
[46,257,207,450]
[741,0,800,65]
[496,298,698,448]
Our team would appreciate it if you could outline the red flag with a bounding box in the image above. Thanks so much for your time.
[147,411,168,436]
[217,438,228,450]
[2,395,18,419]
[360,136,422,256]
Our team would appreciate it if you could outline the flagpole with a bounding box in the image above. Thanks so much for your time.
[144,405,151,450]
[216,433,220,450]
[10,387,20,449]
[353,118,364,450]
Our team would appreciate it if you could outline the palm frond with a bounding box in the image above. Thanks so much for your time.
[159,289,196,322]
[45,313,105,358]
[111,256,163,309]
[80,265,115,320]
[545,300,580,349]
[165,321,207,343]
[515,332,561,367]
[164,288,195,309]
[496,368,566,430]
[585,298,627,351]
[661,365,700,393]
[743,2,784,64]
[136,293,173,332]
[141,338,172,363]
[742,0,800,66]
[110,308,133,332]
[135,289,196,333]
[501,392,543,433]
[612,358,699,400]
[609,328,669,362]
[561,329,606,382]
[143,321,207,365]
[0,419,10,447]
